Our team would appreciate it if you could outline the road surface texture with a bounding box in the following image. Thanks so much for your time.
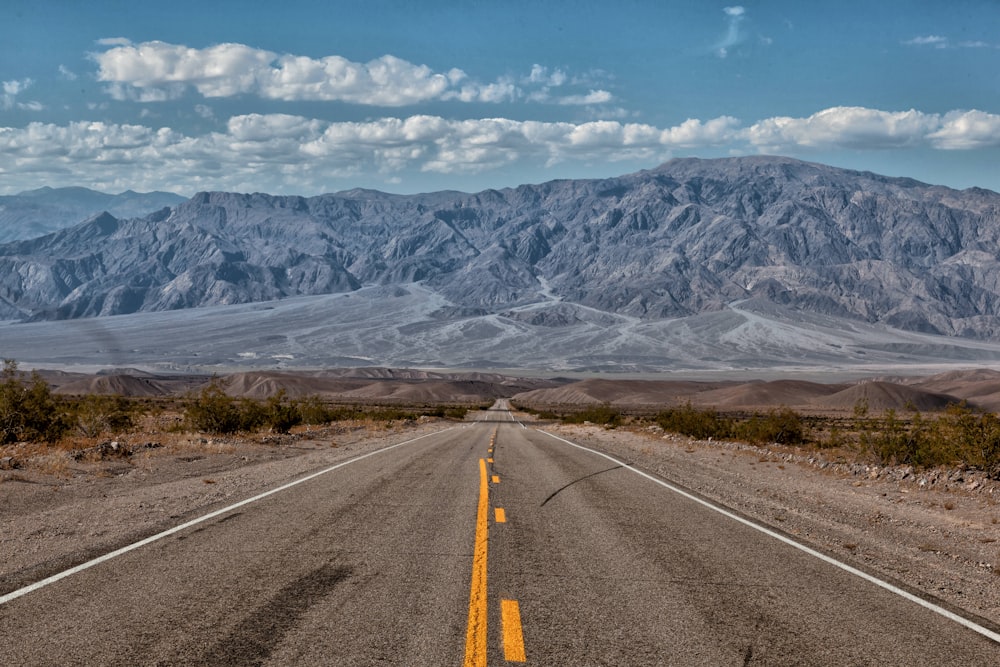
[3,401,1000,665]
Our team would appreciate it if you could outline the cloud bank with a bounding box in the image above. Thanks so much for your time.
[1,106,998,195]
[92,40,614,107]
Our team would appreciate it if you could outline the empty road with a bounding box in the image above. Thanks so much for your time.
[3,400,1000,664]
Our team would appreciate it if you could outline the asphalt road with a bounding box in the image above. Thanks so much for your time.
[3,400,1000,665]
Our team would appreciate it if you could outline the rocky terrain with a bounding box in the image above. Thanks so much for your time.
[4,156,1000,339]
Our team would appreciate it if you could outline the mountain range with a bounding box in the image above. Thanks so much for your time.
[3,156,1000,372]
[0,186,186,243]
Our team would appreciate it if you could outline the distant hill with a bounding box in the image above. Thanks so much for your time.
[0,186,186,242]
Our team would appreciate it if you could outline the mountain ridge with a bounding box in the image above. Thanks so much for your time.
[0,186,187,243]
[3,156,1000,345]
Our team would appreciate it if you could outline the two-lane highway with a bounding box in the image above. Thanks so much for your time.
[3,400,1000,664]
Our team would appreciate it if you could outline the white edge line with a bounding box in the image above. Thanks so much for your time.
[536,428,1000,645]
[0,426,457,606]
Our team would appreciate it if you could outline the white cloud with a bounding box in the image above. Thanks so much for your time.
[58,65,79,81]
[520,65,614,106]
[904,35,998,49]
[904,35,948,47]
[927,110,1000,149]
[3,79,32,96]
[93,40,502,106]
[662,117,742,147]
[194,104,214,119]
[96,37,133,46]
[3,106,998,195]
[93,40,616,108]
[745,107,940,151]
[1,78,44,111]
[556,90,615,106]
[526,64,568,87]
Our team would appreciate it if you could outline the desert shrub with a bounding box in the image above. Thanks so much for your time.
[238,398,268,431]
[366,408,419,421]
[263,390,301,434]
[734,407,806,445]
[563,405,622,427]
[656,403,731,440]
[71,394,137,437]
[0,359,71,443]
[185,380,249,434]
[859,410,959,468]
[297,395,334,425]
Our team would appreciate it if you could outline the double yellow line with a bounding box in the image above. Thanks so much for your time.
[464,458,490,665]
[464,434,526,665]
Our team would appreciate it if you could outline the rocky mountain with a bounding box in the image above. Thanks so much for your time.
[0,186,186,242]
[3,156,1000,341]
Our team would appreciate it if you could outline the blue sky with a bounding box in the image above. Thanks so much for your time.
[2,0,1000,196]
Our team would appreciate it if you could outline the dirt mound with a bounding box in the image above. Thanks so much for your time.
[342,380,504,404]
[812,382,961,412]
[53,374,172,397]
[513,379,733,407]
[218,372,370,399]
[217,371,544,404]
[912,368,1000,388]
[908,369,1000,410]
[694,380,848,408]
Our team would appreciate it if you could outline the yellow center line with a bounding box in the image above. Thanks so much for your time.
[501,599,527,662]
[463,458,489,667]
[495,507,506,523]
[487,458,494,463]
[492,475,500,484]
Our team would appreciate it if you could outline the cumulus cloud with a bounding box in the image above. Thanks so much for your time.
[0,114,733,193]
[2,106,998,195]
[58,65,78,81]
[92,40,608,107]
[927,110,1000,149]
[2,78,44,111]
[526,65,568,87]
[520,64,614,106]
[93,41,616,108]
[93,40,461,105]
[745,107,941,151]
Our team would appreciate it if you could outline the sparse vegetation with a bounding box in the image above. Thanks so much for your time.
[655,403,732,440]
[70,393,138,437]
[0,359,71,443]
[852,402,1000,471]
[653,403,805,445]
[560,405,623,428]
[518,395,1000,475]
[181,379,472,435]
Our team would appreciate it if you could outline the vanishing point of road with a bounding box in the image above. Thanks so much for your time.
[3,400,1000,665]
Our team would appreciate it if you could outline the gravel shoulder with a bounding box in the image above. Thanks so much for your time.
[5,415,1000,635]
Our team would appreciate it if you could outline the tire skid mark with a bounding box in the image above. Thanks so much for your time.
[200,563,352,666]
